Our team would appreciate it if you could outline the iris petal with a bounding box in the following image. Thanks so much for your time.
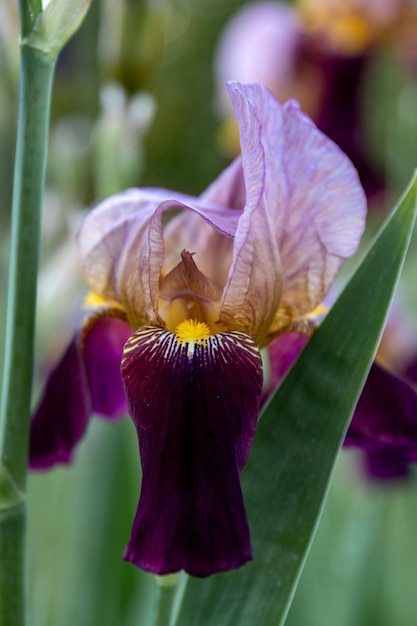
[30,316,130,469]
[121,326,263,577]
[225,82,366,338]
[85,316,131,418]
[344,362,417,479]
[30,335,90,469]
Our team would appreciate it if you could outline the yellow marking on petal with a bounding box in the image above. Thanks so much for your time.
[83,291,125,312]
[306,303,328,318]
[175,319,211,347]
[84,291,109,307]
[175,319,212,356]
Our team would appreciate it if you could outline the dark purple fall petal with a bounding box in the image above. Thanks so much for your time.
[363,448,410,481]
[121,326,263,577]
[266,332,309,392]
[344,363,417,479]
[314,53,384,200]
[85,316,131,418]
[266,337,417,480]
[30,317,130,470]
[30,336,91,469]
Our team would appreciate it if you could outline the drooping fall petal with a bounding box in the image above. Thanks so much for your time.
[30,316,130,469]
[30,336,91,469]
[266,331,309,395]
[84,316,132,417]
[344,362,417,479]
[121,326,263,577]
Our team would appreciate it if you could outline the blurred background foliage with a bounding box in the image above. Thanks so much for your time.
[1,0,417,624]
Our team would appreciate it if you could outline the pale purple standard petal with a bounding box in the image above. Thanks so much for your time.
[200,157,246,209]
[222,82,366,340]
[161,158,245,290]
[219,84,283,344]
[121,327,263,577]
[78,189,171,327]
[78,188,240,328]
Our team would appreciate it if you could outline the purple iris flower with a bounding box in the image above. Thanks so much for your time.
[267,324,417,482]
[214,0,416,201]
[30,82,366,577]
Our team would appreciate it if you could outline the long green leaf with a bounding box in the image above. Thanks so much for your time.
[175,172,417,626]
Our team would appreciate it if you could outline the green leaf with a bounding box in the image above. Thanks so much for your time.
[21,0,92,59]
[174,173,417,626]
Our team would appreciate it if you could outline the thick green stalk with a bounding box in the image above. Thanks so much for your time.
[0,43,55,624]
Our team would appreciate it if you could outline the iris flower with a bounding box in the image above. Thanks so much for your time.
[30,82,366,577]
[267,313,417,481]
[215,0,417,200]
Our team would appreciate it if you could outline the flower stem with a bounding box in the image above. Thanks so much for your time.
[154,573,188,626]
[0,41,55,624]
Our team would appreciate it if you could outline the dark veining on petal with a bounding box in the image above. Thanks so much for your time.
[121,326,263,577]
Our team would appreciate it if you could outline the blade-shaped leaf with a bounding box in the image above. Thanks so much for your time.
[174,172,417,626]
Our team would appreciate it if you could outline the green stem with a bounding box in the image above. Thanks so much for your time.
[154,573,188,626]
[155,576,178,626]
[0,42,55,625]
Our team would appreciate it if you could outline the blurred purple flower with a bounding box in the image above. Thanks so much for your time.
[30,82,366,576]
[266,311,417,482]
[215,0,416,201]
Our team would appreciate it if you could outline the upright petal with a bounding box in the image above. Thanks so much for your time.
[219,84,284,344]
[121,326,263,577]
[272,98,367,330]
[200,156,246,210]
[78,188,166,327]
[225,82,366,339]
[141,197,242,327]
[79,188,241,329]
[162,160,245,291]
[162,209,234,293]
